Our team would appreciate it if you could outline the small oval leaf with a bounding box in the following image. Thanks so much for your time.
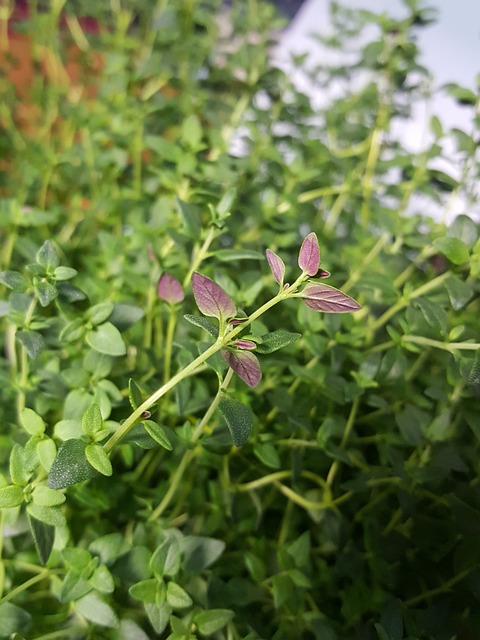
[218,396,253,447]
[265,249,286,284]
[221,349,262,387]
[192,272,236,320]
[85,444,113,477]
[300,283,362,313]
[298,232,320,276]
[157,272,184,304]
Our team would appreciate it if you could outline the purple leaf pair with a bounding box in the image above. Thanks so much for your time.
[266,232,322,283]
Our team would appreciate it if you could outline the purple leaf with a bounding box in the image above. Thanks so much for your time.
[157,273,184,304]
[234,339,257,350]
[316,269,331,279]
[300,283,362,313]
[221,349,262,387]
[192,272,236,320]
[298,232,320,276]
[266,249,286,284]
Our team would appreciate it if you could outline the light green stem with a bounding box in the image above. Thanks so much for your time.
[163,309,177,384]
[104,281,302,454]
[148,367,235,521]
[403,336,480,352]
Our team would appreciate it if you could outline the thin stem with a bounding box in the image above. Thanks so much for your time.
[183,225,217,287]
[0,569,52,604]
[148,368,235,521]
[104,278,306,453]
[17,296,38,418]
[405,567,472,607]
[326,397,360,488]
[403,336,480,352]
[163,309,177,384]
[368,271,451,333]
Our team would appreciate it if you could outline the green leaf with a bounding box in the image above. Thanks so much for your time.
[26,503,66,527]
[194,609,235,635]
[85,444,113,477]
[36,240,59,270]
[89,533,125,565]
[218,397,253,447]
[166,582,193,610]
[181,536,225,573]
[75,592,118,628]
[433,237,469,265]
[60,570,92,603]
[16,330,45,359]
[144,602,171,635]
[20,408,46,436]
[90,566,115,594]
[176,197,201,238]
[28,514,55,564]
[10,444,29,486]
[109,303,145,332]
[129,578,159,603]
[143,421,173,451]
[0,270,28,292]
[32,485,66,507]
[151,537,181,577]
[86,302,115,326]
[86,322,126,356]
[0,485,24,508]
[128,379,144,410]
[255,330,302,354]
[415,298,448,336]
[253,442,281,469]
[35,281,58,307]
[60,318,85,343]
[183,314,218,337]
[36,438,57,473]
[48,439,99,489]
[0,603,32,637]
[53,266,78,281]
[448,214,478,248]
[82,404,103,437]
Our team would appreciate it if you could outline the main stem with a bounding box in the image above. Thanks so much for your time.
[103,280,304,454]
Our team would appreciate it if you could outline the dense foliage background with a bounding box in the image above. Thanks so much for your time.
[1,1,479,639]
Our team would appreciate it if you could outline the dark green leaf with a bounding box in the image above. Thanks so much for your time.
[0,603,31,637]
[48,439,99,489]
[176,197,201,238]
[0,270,28,292]
[218,396,253,446]
[16,330,45,359]
[255,330,302,354]
[194,609,235,635]
[214,249,263,262]
[107,304,145,332]
[184,314,218,337]
[28,514,55,564]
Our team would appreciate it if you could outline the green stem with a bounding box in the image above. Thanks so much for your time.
[163,308,177,384]
[0,569,52,605]
[403,336,480,352]
[183,225,217,287]
[326,397,360,488]
[148,367,235,521]
[104,279,305,453]
[368,271,451,333]
[17,296,38,418]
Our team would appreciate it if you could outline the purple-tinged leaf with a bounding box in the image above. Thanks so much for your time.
[192,272,236,320]
[221,349,262,387]
[229,318,248,326]
[234,339,257,351]
[316,269,331,279]
[157,273,184,304]
[298,232,320,276]
[266,249,286,284]
[300,283,361,313]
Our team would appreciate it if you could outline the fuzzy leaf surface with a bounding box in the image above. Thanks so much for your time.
[255,330,301,354]
[300,283,361,313]
[192,272,236,320]
[218,396,253,447]
[184,314,219,337]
